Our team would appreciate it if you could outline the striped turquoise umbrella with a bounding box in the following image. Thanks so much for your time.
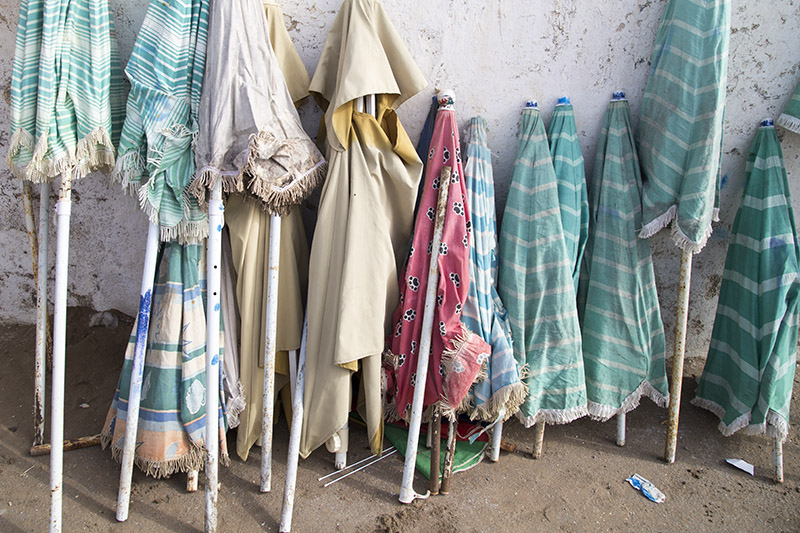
[462,116,525,422]
[578,93,669,420]
[111,0,210,243]
[692,120,800,441]
[548,96,588,293]
[638,0,731,252]
[777,82,800,135]
[498,102,587,426]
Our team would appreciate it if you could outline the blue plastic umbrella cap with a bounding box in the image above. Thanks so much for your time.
[525,100,538,109]
[760,118,774,128]
[557,96,571,106]
[612,91,626,101]
[437,89,456,109]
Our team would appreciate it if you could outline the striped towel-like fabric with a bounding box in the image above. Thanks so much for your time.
[548,99,588,294]
[462,116,525,422]
[111,0,210,243]
[777,82,800,135]
[692,121,800,442]
[638,0,731,253]
[102,242,229,477]
[578,96,669,420]
[498,105,587,427]
[7,0,124,182]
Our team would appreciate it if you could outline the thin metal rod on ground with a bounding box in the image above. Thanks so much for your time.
[279,322,308,532]
[29,434,101,456]
[324,449,398,488]
[205,182,224,532]
[439,420,455,495]
[318,446,397,482]
[116,221,161,522]
[665,249,693,464]
[616,412,626,447]
[260,213,282,493]
[398,165,453,504]
[430,412,442,495]
[533,422,545,459]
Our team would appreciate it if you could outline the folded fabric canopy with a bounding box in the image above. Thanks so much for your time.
[301,0,426,459]
[578,94,669,420]
[638,0,731,252]
[693,120,800,441]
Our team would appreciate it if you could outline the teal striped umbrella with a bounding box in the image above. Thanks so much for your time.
[111,0,210,243]
[578,93,669,420]
[498,102,587,426]
[462,116,525,422]
[638,0,731,253]
[548,96,588,294]
[6,0,124,181]
[777,82,800,135]
[692,120,800,441]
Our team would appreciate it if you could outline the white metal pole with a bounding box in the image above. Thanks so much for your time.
[260,213,281,492]
[279,321,308,532]
[205,182,224,532]
[398,165,453,504]
[665,249,693,464]
[288,349,297,404]
[532,422,545,459]
[774,437,784,483]
[187,470,198,492]
[616,412,626,447]
[488,420,503,462]
[116,220,161,521]
[35,182,50,447]
[50,171,74,533]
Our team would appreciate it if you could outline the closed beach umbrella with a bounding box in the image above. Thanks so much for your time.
[638,0,731,251]
[301,0,427,459]
[777,82,800,135]
[578,93,669,421]
[461,116,524,423]
[692,120,799,443]
[548,96,588,293]
[498,102,587,428]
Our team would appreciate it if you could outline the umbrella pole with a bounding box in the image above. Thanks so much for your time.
[398,166,452,504]
[488,421,503,463]
[205,182,224,532]
[665,249,692,464]
[429,412,441,495]
[532,422,545,459]
[773,438,784,483]
[279,320,308,532]
[616,413,626,447]
[439,419,455,495]
[288,349,297,404]
[187,470,198,492]
[115,220,161,521]
[260,213,281,492]
[34,182,50,447]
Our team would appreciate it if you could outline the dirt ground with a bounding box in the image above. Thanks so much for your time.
[0,307,798,532]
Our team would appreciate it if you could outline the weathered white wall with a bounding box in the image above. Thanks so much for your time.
[1,0,799,361]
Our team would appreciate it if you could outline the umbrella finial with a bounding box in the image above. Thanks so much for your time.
[557,96,571,106]
[760,118,774,128]
[612,91,626,101]
[437,90,456,109]
[525,100,538,109]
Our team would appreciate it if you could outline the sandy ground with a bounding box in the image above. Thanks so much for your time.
[1,307,798,532]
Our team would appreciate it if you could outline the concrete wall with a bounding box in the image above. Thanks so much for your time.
[1,0,799,361]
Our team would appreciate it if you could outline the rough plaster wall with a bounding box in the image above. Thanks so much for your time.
[1,0,799,362]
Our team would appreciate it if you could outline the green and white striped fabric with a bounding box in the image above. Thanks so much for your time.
[777,82,800,135]
[7,0,124,182]
[111,0,210,243]
[548,97,588,294]
[692,121,800,442]
[638,0,731,253]
[498,103,588,427]
[578,95,668,420]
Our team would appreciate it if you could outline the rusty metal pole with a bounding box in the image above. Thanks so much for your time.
[429,412,441,495]
[260,213,281,492]
[532,422,545,459]
[665,249,693,464]
[439,420,456,495]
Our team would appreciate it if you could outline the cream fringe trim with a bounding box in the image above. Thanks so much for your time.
[639,204,677,240]
[136,178,209,244]
[469,381,528,423]
[777,113,800,135]
[638,203,716,253]
[8,126,116,183]
[225,379,246,429]
[246,158,328,216]
[101,431,231,479]
[110,149,146,198]
[516,403,589,428]
[587,379,669,422]
[690,396,790,442]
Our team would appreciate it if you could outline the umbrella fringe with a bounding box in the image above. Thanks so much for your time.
[515,403,589,428]
[26,132,73,184]
[638,204,677,239]
[245,156,327,216]
[671,217,714,254]
[6,128,35,180]
[102,432,230,479]
[690,396,790,442]
[75,126,116,178]
[469,381,529,423]
[777,113,800,135]
[136,181,209,244]
[587,378,668,422]
[110,149,146,197]
[188,167,244,206]
[24,127,116,183]
[225,379,246,429]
